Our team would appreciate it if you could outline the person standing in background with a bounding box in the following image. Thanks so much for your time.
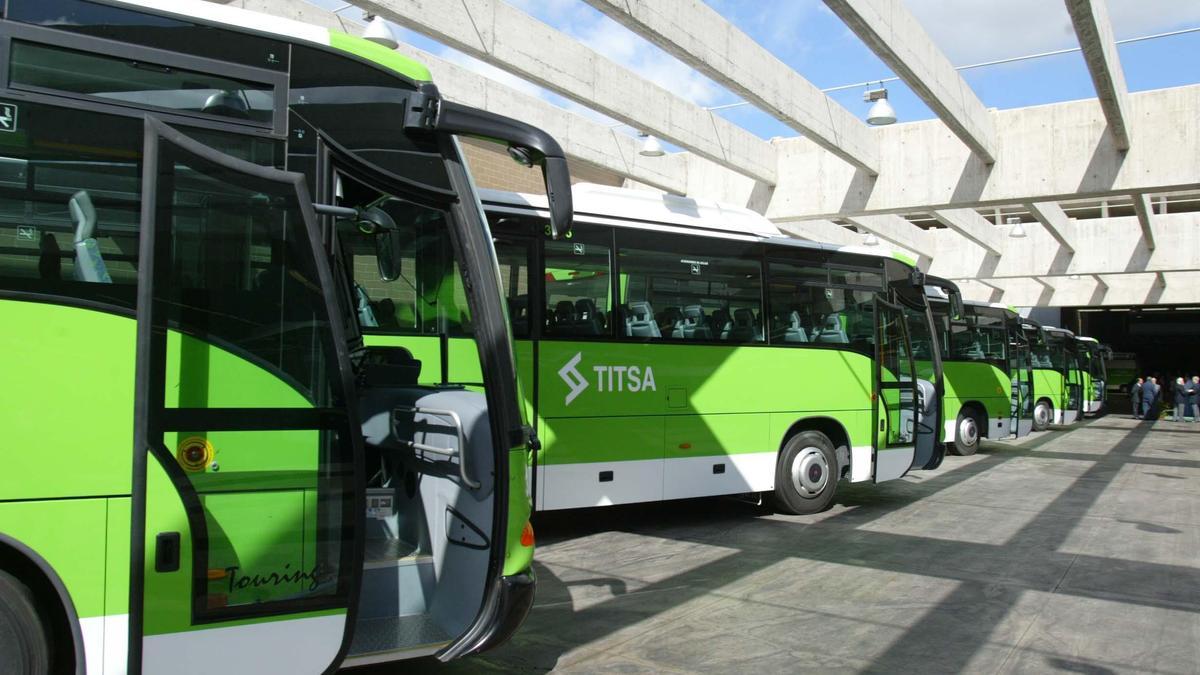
[1174,377,1187,421]
[1132,377,1144,419]
[1188,376,1199,423]
[1142,376,1160,421]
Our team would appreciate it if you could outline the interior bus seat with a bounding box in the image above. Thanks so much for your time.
[815,313,849,344]
[552,300,575,327]
[625,301,661,338]
[682,305,712,339]
[659,306,684,338]
[783,311,809,343]
[729,308,759,342]
[68,190,112,283]
[573,298,603,335]
[712,308,732,340]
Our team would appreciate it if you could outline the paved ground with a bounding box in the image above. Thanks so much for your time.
[355,413,1200,674]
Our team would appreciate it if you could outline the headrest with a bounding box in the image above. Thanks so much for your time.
[629,301,653,319]
[69,190,97,243]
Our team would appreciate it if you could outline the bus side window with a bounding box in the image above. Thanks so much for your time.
[542,233,613,338]
[494,240,532,338]
[617,241,763,343]
[335,172,473,336]
[0,102,276,309]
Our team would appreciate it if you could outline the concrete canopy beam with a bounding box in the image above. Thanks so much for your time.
[844,214,933,258]
[583,0,880,176]
[930,208,1004,255]
[215,0,688,193]
[926,212,1200,283]
[1065,0,1132,151]
[764,86,1200,221]
[360,0,778,185]
[823,0,996,163]
[1025,201,1077,253]
[1132,193,1157,251]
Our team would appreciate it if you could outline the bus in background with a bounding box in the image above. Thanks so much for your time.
[454,185,965,516]
[1023,319,1081,430]
[1023,318,1062,431]
[1076,336,1108,415]
[1106,351,1139,394]
[1046,326,1085,425]
[0,0,574,672]
[926,297,1034,456]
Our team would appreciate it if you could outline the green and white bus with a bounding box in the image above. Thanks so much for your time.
[926,297,1034,456]
[1022,319,1080,430]
[0,1,575,672]
[1075,336,1108,416]
[430,184,963,515]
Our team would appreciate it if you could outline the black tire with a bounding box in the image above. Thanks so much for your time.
[0,569,51,675]
[770,431,839,515]
[950,408,981,456]
[1033,399,1052,432]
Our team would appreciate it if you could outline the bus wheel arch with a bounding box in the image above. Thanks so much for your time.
[0,535,84,675]
[950,402,985,456]
[779,417,851,478]
[771,418,848,516]
[1033,398,1054,431]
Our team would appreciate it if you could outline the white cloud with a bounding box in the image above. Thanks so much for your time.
[572,11,728,106]
[906,0,1200,65]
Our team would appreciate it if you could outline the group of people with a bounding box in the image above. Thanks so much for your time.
[1131,375,1200,421]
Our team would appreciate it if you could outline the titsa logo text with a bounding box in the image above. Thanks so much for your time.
[558,352,656,406]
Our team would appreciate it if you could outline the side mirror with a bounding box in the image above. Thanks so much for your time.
[409,94,574,239]
[948,292,965,323]
[374,228,401,282]
[312,202,402,281]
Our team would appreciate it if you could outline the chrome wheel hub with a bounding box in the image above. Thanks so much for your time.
[790,447,829,498]
[958,416,979,446]
[1035,403,1050,426]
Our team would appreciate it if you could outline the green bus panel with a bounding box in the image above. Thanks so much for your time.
[530,340,876,466]
[0,301,134,500]
[938,361,1013,442]
[664,413,771,459]
[0,499,110,618]
[539,415,665,465]
[1033,368,1066,416]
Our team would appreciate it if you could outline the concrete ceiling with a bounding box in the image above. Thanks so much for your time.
[212,0,1200,306]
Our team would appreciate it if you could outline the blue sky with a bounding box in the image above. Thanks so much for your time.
[318,0,1200,143]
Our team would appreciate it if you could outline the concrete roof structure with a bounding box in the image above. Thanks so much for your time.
[211,0,1200,308]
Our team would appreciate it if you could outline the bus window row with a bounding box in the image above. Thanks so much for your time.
[489,222,892,352]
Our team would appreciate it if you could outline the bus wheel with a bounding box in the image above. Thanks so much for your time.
[771,431,838,515]
[1033,401,1052,431]
[0,569,51,675]
[950,410,980,456]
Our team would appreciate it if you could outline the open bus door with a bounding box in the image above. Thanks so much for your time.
[1064,348,1083,424]
[1009,319,1034,437]
[873,298,920,482]
[130,118,361,673]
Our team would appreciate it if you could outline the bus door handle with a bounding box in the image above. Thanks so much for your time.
[392,405,481,489]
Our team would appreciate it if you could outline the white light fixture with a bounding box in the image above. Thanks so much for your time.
[863,232,879,246]
[1069,274,1081,280]
[1006,216,1027,239]
[362,14,398,49]
[638,133,665,157]
[863,86,896,126]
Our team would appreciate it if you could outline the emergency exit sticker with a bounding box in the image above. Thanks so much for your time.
[0,103,16,133]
